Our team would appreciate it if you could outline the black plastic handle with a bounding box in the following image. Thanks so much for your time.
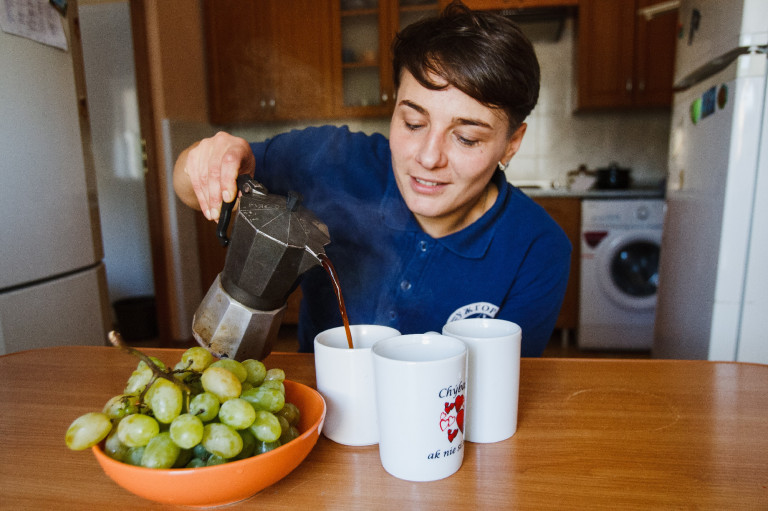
[215,175,253,247]
[216,198,236,247]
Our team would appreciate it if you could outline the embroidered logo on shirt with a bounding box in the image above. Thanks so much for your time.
[447,302,499,322]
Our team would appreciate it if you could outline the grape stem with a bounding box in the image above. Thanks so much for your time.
[108,330,192,395]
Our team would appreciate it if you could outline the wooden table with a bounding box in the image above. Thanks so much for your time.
[1,346,766,509]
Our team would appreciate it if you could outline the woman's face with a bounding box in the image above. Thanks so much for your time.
[389,71,526,238]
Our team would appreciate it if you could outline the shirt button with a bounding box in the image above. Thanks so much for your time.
[400,280,412,291]
[389,310,397,320]
[419,240,428,252]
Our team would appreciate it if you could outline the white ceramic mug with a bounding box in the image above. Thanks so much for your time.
[372,333,467,481]
[442,318,521,443]
[314,325,400,446]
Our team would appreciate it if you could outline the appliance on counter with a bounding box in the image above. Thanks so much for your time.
[0,9,110,355]
[579,199,664,351]
[654,0,768,363]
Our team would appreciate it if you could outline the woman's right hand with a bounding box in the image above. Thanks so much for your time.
[173,131,256,222]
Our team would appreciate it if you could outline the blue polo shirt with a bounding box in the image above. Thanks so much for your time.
[251,125,570,356]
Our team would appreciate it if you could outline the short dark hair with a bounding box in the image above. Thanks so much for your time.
[392,1,540,131]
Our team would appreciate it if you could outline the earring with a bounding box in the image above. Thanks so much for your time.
[498,161,507,171]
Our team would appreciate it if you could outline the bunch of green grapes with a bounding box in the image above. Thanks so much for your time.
[65,347,301,469]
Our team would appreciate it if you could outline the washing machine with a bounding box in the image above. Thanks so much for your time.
[579,199,664,350]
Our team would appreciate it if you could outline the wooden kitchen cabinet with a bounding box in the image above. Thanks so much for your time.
[533,197,580,333]
[577,0,677,110]
[460,0,577,9]
[204,0,334,124]
[332,0,440,118]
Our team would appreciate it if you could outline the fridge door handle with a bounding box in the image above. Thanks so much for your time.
[674,45,766,91]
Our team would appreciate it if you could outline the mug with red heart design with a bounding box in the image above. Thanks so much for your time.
[442,318,521,443]
[371,333,467,481]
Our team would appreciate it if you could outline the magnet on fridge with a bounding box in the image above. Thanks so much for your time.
[701,86,716,119]
[690,98,702,125]
[717,84,728,110]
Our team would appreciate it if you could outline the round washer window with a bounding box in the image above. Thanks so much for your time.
[610,241,659,298]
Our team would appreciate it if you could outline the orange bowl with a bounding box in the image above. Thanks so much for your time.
[92,380,326,508]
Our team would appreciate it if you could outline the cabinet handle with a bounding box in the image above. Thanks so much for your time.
[381,92,389,103]
[625,78,633,92]
[638,81,646,91]
[269,98,276,108]
[260,99,267,109]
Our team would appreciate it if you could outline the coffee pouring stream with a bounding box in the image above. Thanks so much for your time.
[192,175,330,361]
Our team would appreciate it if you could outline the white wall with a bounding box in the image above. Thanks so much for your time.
[79,2,155,304]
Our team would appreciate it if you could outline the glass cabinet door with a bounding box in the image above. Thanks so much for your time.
[337,0,439,116]
[339,0,386,110]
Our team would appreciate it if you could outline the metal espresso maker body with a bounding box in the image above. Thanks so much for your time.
[192,176,330,360]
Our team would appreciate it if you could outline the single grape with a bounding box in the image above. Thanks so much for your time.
[201,366,242,402]
[280,425,300,445]
[141,432,180,469]
[264,367,285,382]
[259,379,285,394]
[234,429,257,460]
[210,359,248,383]
[277,414,290,435]
[173,448,194,468]
[206,454,228,466]
[125,446,145,466]
[123,365,153,395]
[103,429,130,462]
[218,398,256,430]
[202,423,243,458]
[180,346,214,372]
[147,378,183,424]
[65,412,113,450]
[193,442,210,461]
[189,391,220,422]
[186,458,206,468]
[169,413,204,449]
[102,394,140,420]
[240,386,284,413]
[117,413,160,447]
[276,402,300,426]
[248,410,282,443]
[242,359,267,386]
[254,439,281,455]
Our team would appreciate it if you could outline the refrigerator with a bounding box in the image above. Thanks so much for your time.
[0,4,110,355]
[653,0,768,362]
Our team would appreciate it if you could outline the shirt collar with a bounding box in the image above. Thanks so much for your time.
[380,170,509,259]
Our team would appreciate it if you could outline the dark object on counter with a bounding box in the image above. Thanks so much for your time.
[113,296,158,341]
[595,163,632,189]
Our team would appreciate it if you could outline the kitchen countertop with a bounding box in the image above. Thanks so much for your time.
[518,186,666,199]
[2,346,767,509]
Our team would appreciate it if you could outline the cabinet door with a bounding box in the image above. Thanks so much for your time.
[333,0,440,118]
[270,0,335,120]
[577,0,636,109]
[633,0,676,107]
[204,0,274,123]
[533,198,580,330]
[577,0,676,110]
[204,0,334,123]
[334,0,392,117]
[460,0,577,9]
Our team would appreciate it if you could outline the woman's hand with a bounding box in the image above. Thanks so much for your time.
[173,131,256,221]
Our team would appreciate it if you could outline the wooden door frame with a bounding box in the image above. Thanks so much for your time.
[128,0,172,344]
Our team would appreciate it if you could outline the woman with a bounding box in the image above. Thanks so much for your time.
[174,2,570,356]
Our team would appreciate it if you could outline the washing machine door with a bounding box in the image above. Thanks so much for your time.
[595,230,661,310]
